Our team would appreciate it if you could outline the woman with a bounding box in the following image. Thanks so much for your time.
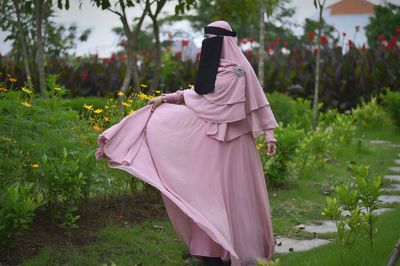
[96,20,279,266]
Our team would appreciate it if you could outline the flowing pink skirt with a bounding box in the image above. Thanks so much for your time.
[95,103,275,266]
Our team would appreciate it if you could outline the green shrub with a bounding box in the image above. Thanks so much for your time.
[267,92,313,131]
[351,97,393,129]
[0,182,43,249]
[379,87,400,128]
[261,123,305,186]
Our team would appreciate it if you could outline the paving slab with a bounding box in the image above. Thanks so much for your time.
[381,184,400,192]
[384,175,400,182]
[388,166,400,173]
[369,140,391,145]
[302,221,338,234]
[378,195,400,204]
[395,159,400,165]
[341,207,393,216]
[274,237,331,253]
[390,144,400,148]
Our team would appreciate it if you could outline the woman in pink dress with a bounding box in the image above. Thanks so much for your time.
[96,20,279,266]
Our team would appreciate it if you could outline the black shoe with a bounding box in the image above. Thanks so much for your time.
[202,256,225,266]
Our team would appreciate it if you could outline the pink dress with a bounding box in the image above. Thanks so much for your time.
[96,92,278,266]
[96,21,279,266]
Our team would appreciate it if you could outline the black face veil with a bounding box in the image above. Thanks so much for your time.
[194,26,237,95]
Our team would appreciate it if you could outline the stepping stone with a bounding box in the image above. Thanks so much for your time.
[274,237,331,253]
[388,167,400,173]
[390,144,400,148]
[369,140,391,145]
[341,207,393,216]
[395,159,400,165]
[303,221,338,234]
[378,195,400,204]
[384,175,400,182]
[381,184,400,192]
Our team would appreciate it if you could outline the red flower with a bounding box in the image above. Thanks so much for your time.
[119,40,126,47]
[275,37,281,43]
[308,31,315,41]
[313,47,318,55]
[391,36,397,45]
[102,58,110,64]
[241,38,248,44]
[378,34,386,42]
[245,50,253,58]
[81,71,88,81]
[386,42,391,49]
[249,37,255,43]
[182,39,189,47]
[319,35,328,45]
[396,28,400,34]
[111,53,116,62]
[347,39,353,47]
[119,54,127,61]
[283,41,288,47]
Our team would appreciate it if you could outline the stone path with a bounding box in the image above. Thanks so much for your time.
[275,142,400,254]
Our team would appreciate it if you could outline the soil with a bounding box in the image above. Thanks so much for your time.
[0,189,168,266]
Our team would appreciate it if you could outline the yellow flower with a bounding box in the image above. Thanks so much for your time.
[94,109,103,114]
[140,83,148,88]
[155,90,161,94]
[103,116,110,122]
[109,98,114,101]
[31,163,40,168]
[9,77,17,82]
[117,91,125,96]
[93,124,102,132]
[0,87,7,92]
[127,99,133,103]
[122,101,131,107]
[83,104,93,110]
[188,84,194,89]
[256,144,263,150]
[21,101,31,107]
[53,87,62,91]
[105,105,110,109]
[22,87,32,94]
[128,109,136,115]
[6,73,11,78]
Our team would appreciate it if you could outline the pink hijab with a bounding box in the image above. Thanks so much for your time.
[183,20,278,142]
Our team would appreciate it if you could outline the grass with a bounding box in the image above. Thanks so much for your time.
[23,127,400,265]
[276,206,400,266]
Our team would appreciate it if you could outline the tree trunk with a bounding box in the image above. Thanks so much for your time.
[312,1,325,131]
[150,19,161,94]
[12,0,34,91]
[34,0,48,98]
[258,1,265,88]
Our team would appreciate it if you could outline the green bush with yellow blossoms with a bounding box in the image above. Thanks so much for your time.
[1,73,400,254]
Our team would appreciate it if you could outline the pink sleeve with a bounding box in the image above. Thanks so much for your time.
[264,128,277,143]
[161,90,185,104]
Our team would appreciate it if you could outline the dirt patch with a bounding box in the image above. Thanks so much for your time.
[1,189,168,265]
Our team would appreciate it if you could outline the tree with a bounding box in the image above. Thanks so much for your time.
[365,3,400,47]
[312,0,327,131]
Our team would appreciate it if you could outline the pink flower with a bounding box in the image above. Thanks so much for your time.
[241,38,248,44]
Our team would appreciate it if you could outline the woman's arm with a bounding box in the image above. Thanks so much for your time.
[264,128,277,144]
[161,90,185,104]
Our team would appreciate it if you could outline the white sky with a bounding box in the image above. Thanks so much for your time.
[0,0,398,57]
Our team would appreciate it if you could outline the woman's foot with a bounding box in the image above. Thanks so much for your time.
[201,256,226,266]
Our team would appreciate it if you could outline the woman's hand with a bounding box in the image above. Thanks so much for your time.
[265,142,277,157]
[147,96,164,112]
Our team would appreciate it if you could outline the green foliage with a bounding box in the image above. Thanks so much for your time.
[0,182,43,249]
[258,257,281,266]
[379,87,400,128]
[262,123,304,186]
[322,163,383,255]
[351,97,393,129]
[267,92,313,130]
[365,4,400,47]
